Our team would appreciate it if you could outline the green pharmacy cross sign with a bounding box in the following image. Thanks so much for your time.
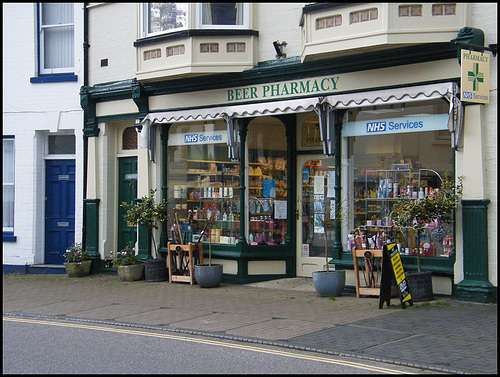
[468,63,484,91]
[461,50,490,104]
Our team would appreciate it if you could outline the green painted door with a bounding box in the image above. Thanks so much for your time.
[118,157,138,252]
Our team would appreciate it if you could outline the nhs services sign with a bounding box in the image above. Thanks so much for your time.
[169,130,228,146]
[343,114,449,137]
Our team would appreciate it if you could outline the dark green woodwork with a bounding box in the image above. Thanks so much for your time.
[117,157,138,252]
[83,199,101,273]
[131,80,148,118]
[80,86,99,137]
[456,199,495,303]
[137,215,151,260]
[159,124,172,252]
[238,120,249,244]
[332,110,346,260]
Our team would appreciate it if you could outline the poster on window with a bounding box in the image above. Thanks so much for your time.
[263,179,276,198]
[314,194,325,234]
[314,175,324,195]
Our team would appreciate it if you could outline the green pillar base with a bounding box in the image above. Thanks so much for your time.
[89,258,103,274]
[456,279,496,303]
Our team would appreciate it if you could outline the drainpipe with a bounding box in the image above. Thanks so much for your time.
[82,3,89,252]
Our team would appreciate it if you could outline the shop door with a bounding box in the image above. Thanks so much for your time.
[296,155,336,277]
[117,157,138,252]
[45,160,75,264]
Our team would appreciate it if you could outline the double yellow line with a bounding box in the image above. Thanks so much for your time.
[4,316,412,374]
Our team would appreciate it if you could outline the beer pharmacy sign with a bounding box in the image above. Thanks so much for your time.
[461,50,490,104]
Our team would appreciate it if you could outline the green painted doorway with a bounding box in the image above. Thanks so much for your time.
[118,157,138,252]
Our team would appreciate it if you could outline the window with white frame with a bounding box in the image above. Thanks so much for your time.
[39,3,74,74]
[3,138,15,232]
[143,3,189,36]
[142,3,249,37]
[197,3,248,29]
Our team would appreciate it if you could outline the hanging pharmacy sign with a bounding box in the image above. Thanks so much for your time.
[460,50,490,104]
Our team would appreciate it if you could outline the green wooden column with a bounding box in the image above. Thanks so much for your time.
[135,198,151,260]
[83,199,101,273]
[332,110,346,260]
[456,199,495,303]
[237,119,250,244]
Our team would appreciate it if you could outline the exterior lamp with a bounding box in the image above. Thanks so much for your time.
[273,40,287,59]
[134,120,143,133]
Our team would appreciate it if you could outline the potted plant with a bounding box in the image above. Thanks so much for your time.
[63,242,92,278]
[113,242,144,281]
[312,200,346,297]
[122,189,169,282]
[194,215,223,288]
[391,173,463,301]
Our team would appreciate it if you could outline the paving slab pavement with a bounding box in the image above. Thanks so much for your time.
[3,273,497,374]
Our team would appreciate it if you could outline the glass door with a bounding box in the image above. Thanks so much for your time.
[296,154,336,276]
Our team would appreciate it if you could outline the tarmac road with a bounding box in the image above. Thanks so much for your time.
[2,274,497,374]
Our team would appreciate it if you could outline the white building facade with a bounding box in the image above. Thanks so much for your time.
[78,3,495,302]
[3,3,85,272]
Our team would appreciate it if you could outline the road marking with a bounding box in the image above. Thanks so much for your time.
[4,316,412,374]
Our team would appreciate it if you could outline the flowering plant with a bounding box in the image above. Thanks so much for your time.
[113,242,143,266]
[63,243,89,263]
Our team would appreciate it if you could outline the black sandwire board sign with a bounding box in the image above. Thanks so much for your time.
[379,242,413,309]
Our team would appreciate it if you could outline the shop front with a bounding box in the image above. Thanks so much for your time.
[138,79,463,289]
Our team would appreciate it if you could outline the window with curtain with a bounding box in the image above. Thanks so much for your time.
[39,3,74,74]
[201,3,244,26]
[3,138,15,231]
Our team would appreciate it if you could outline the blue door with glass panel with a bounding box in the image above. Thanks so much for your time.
[45,160,76,264]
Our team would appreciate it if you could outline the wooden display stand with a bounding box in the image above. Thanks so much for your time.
[167,242,203,285]
[353,248,383,297]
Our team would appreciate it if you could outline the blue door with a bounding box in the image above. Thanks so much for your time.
[45,160,76,264]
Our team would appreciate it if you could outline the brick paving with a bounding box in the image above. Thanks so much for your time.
[2,273,497,374]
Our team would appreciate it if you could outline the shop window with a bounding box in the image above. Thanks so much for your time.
[344,100,455,258]
[122,127,138,150]
[247,119,287,245]
[167,122,240,245]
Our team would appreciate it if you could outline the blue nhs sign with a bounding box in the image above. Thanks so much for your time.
[184,134,198,143]
[366,122,386,133]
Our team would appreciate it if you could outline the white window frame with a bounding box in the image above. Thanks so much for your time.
[196,3,249,30]
[3,138,15,232]
[38,3,75,74]
[141,3,189,38]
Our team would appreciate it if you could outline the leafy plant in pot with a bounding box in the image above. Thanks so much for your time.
[63,242,92,278]
[194,215,223,288]
[122,189,169,282]
[390,173,463,301]
[312,199,346,297]
[112,242,144,281]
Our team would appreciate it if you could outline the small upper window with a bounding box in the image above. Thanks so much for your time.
[122,127,138,150]
[350,8,378,24]
[48,135,75,155]
[399,5,422,17]
[432,3,456,16]
[39,3,74,74]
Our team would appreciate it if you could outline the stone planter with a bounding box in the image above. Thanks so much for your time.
[64,260,92,278]
[194,264,223,288]
[116,263,144,281]
[406,271,433,302]
[144,259,168,282]
[312,270,345,297]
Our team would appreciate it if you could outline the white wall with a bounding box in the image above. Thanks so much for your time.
[2,3,85,266]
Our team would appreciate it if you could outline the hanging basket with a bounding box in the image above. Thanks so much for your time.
[144,259,168,282]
